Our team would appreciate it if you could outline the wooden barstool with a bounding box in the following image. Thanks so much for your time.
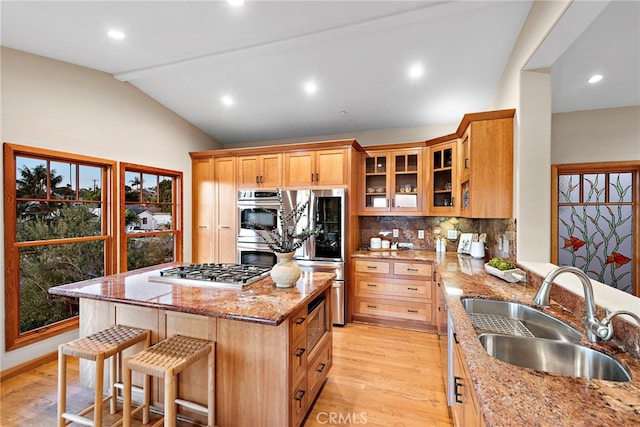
[57,325,151,427]
[123,334,215,427]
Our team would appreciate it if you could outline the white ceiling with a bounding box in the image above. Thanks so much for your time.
[1,1,638,145]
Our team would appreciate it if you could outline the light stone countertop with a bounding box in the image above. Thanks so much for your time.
[49,262,334,326]
[352,250,640,426]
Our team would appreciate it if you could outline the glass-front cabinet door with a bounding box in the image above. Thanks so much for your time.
[429,140,459,216]
[363,153,391,212]
[392,150,421,213]
[361,149,422,214]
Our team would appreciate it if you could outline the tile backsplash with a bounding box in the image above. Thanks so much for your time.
[359,216,517,260]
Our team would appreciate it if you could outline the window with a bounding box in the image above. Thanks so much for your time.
[3,143,116,350]
[552,162,639,296]
[120,163,183,271]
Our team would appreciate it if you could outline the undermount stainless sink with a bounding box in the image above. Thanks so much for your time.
[461,298,582,342]
[479,333,631,382]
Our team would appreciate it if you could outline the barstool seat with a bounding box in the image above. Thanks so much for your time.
[58,325,151,427]
[123,334,215,427]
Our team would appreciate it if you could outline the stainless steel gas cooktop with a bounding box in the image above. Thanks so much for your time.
[148,263,271,289]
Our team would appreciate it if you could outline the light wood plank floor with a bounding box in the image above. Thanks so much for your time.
[1,323,452,427]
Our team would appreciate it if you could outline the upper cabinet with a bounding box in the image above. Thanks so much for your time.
[237,153,282,189]
[458,116,514,218]
[360,148,423,215]
[284,148,347,188]
[427,140,459,216]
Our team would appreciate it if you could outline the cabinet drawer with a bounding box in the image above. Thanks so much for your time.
[393,262,432,277]
[354,260,390,274]
[356,297,431,322]
[290,306,307,344]
[290,375,308,427]
[307,332,332,401]
[290,335,307,387]
[355,277,431,299]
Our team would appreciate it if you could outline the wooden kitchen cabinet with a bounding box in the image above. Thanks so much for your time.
[352,258,435,332]
[237,153,282,189]
[191,155,237,263]
[213,156,237,263]
[284,148,347,188]
[192,156,214,263]
[459,116,513,218]
[452,330,484,427]
[427,140,459,216]
[361,148,423,215]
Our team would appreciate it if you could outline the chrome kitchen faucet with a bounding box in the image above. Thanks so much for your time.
[533,266,640,342]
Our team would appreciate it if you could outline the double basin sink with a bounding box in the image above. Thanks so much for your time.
[461,298,631,382]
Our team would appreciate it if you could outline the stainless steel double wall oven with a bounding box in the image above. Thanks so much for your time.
[236,188,347,325]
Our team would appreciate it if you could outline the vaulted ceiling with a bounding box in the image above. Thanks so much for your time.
[2,1,638,145]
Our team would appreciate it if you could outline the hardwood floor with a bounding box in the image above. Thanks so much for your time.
[0,323,452,427]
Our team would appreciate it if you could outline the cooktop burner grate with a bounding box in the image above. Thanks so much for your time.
[148,263,272,289]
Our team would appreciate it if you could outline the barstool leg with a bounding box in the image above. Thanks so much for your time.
[207,344,215,427]
[165,374,177,427]
[57,347,66,427]
[142,373,150,424]
[110,353,118,414]
[123,363,132,427]
[94,354,105,427]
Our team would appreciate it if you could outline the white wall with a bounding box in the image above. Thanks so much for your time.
[552,106,640,163]
[0,47,220,371]
[223,122,457,149]
[488,0,571,262]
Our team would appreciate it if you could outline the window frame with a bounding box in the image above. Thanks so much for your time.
[119,162,183,272]
[551,160,640,296]
[3,143,116,350]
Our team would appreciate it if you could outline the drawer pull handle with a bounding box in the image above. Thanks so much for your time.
[316,363,326,373]
[407,309,418,314]
[295,348,306,358]
[366,265,378,270]
[294,390,306,402]
[367,305,377,309]
[197,225,208,228]
[407,287,419,291]
[407,268,419,272]
[296,317,306,325]
[454,377,463,403]
[366,283,377,287]
[453,332,459,344]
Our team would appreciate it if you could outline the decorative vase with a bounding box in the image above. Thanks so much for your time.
[270,252,301,288]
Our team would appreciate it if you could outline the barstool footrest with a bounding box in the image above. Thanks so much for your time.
[175,398,208,414]
[61,412,98,426]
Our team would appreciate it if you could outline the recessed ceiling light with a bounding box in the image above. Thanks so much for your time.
[304,81,318,95]
[227,0,244,6]
[588,74,603,84]
[221,95,234,106]
[408,63,424,79]
[107,29,125,40]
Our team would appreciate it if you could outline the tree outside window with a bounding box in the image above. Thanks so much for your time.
[3,143,115,350]
[120,163,183,271]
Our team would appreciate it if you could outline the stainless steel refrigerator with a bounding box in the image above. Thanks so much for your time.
[284,189,346,325]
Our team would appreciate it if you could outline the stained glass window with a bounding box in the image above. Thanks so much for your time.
[557,170,636,294]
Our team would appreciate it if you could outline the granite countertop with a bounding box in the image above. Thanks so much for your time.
[49,263,335,326]
[351,250,640,425]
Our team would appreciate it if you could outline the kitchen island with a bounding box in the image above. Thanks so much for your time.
[49,263,335,427]
[351,250,640,426]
